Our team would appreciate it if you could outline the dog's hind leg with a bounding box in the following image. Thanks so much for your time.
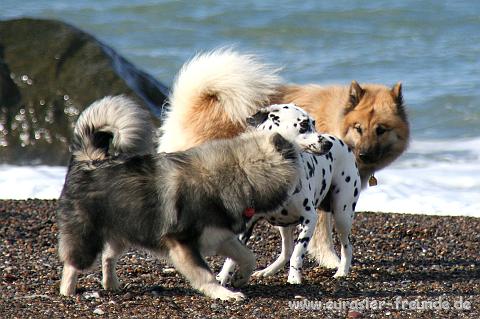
[331,201,355,278]
[101,240,125,291]
[165,238,245,301]
[217,237,255,288]
[60,262,79,296]
[253,226,295,278]
[58,214,104,296]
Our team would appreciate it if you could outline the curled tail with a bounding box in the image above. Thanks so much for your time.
[158,48,283,152]
[72,95,155,161]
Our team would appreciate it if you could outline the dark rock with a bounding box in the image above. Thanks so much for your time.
[0,18,169,165]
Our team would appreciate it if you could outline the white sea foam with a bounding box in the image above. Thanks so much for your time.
[1,137,479,217]
[357,137,480,217]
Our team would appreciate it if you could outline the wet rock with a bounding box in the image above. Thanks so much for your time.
[0,18,168,165]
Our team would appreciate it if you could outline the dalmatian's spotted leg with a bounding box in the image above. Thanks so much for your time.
[331,175,360,278]
[287,208,318,284]
[253,226,295,277]
[217,218,258,286]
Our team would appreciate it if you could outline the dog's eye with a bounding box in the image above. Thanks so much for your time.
[300,120,309,129]
[376,126,387,135]
[354,124,362,135]
[299,120,312,133]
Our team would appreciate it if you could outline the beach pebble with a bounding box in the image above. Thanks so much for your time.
[162,267,176,274]
[93,308,104,315]
[84,291,100,299]
[347,310,363,318]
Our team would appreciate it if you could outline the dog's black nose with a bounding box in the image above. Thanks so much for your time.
[359,152,377,163]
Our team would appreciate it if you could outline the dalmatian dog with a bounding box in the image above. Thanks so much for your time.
[217,103,361,285]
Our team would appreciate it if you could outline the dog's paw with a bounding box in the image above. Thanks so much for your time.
[252,267,278,278]
[102,276,121,291]
[287,271,302,284]
[231,273,249,288]
[59,283,76,296]
[333,270,347,278]
[216,272,232,286]
[220,291,246,302]
[206,284,246,301]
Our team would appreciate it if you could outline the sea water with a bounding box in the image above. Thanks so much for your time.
[1,0,479,216]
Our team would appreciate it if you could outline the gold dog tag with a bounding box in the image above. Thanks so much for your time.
[369,175,378,187]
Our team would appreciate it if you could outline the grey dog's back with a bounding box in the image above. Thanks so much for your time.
[58,114,300,270]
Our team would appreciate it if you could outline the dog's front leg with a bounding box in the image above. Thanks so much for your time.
[217,237,255,288]
[217,218,257,286]
[253,226,295,278]
[165,238,245,301]
[288,210,318,284]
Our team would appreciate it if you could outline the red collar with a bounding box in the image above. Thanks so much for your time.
[244,207,255,218]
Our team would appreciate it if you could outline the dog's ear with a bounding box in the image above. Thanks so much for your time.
[246,110,269,127]
[391,82,403,106]
[271,133,296,160]
[347,80,365,110]
[391,82,407,120]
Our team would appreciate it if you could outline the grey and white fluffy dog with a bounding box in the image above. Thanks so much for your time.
[57,96,332,301]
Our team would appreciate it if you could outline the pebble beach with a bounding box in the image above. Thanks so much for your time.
[1,199,478,318]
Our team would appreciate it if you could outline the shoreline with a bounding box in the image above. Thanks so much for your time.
[1,199,479,318]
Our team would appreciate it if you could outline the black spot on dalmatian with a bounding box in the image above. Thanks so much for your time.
[348,147,352,153]
[354,180,357,187]
[320,179,327,195]
[283,105,289,109]
[281,209,288,216]
[303,198,308,207]
[329,165,332,172]
[305,219,310,224]
[339,140,344,147]
[354,188,358,197]
[343,204,347,211]
[299,216,305,223]
[345,176,351,183]
[313,156,318,165]
[352,202,357,211]
[307,161,315,178]
[308,183,311,191]
[269,125,272,130]
[328,136,336,142]
[305,206,311,211]
[322,168,325,176]
[299,237,310,243]
[293,123,297,127]
[341,171,345,176]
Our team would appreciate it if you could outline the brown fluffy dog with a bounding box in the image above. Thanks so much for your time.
[272,81,410,187]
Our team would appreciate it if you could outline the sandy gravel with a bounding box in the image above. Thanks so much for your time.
[1,199,479,318]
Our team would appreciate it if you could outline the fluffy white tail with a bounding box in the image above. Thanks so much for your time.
[158,48,283,152]
[72,95,154,161]
[307,211,340,268]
